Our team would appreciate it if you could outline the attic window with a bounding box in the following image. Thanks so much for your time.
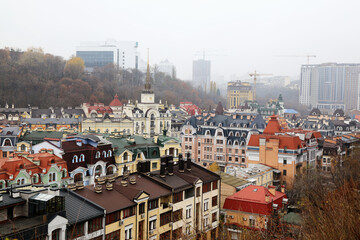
[253,188,258,192]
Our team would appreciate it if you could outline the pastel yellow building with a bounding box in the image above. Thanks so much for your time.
[227,81,253,109]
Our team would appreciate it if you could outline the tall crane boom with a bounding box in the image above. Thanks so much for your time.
[249,71,272,101]
[277,54,317,64]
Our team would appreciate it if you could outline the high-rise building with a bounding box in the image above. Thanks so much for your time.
[227,81,253,109]
[192,59,211,92]
[157,59,174,77]
[76,39,139,71]
[300,63,360,111]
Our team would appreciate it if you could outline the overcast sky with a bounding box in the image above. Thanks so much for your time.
[2,0,360,83]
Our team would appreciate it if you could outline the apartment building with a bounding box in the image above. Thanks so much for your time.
[181,114,266,170]
[227,81,253,109]
[246,115,322,188]
[75,154,220,240]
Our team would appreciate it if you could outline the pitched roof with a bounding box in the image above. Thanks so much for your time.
[248,134,303,150]
[109,94,123,107]
[263,115,281,135]
[223,185,286,215]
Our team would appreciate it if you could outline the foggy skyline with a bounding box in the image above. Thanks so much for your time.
[2,0,360,82]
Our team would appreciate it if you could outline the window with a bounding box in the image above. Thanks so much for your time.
[249,218,255,227]
[196,187,201,197]
[212,181,218,190]
[139,203,145,214]
[72,155,78,163]
[212,212,217,223]
[185,188,194,199]
[173,209,183,222]
[204,199,209,211]
[173,191,183,203]
[88,217,103,233]
[160,231,171,240]
[152,162,157,170]
[96,151,100,158]
[173,227,182,239]
[103,151,107,158]
[105,230,120,240]
[186,205,192,219]
[204,215,209,227]
[106,210,121,224]
[125,224,133,240]
[283,170,287,176]
[149,216,157,230]
[108,150,112,157]
[160,211,172,226]
[212,196,218,207]
[52,229,61,240]
[283,159,287,165]
[235,157,239,162]
[186,225,191,235]
[20,144,26,151]
[49,172,56,183]
[148,199,159,210]
[67,222,85,238]
[203,183,211,193]
[123,206,136,219]
[229,156,232,161]
[79,154,85,162]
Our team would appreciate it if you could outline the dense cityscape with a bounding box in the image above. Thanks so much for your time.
[2,1,360,240]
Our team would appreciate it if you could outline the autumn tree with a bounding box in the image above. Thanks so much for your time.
[64,56,85,79]
[208,162,220,172]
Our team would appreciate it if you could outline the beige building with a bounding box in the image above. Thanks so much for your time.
[227,81,253,109]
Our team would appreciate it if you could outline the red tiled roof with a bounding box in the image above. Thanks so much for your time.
[223,185,287,215]
[263,115,282,135]
[109,94,123,107]
[88,106,113,114]
[248,134,303,150]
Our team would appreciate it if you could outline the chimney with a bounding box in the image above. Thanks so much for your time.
[95,184,103,193]
[106,182,113,190]
[268,186,276,196]
[265,193,270,203]
[186,153,192,171]
[281,185,285,193]
[137,162,143,173]
[168,156,174,175]
[129,176,136,185]
[178,154,185,172]
[141,161,147,173]
[121,177,128,187]
[76,139,82,147]
[160,162,166,178]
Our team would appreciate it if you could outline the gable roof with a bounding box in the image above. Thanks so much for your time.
[109,94,123,107]
[263,115,282,135]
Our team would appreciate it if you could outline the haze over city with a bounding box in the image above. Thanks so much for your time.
[2,0,360,81]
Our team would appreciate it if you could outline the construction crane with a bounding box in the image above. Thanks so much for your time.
[249,71,272,101]
[278,54,317,64]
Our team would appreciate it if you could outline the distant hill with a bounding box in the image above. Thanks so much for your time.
[0,48,223,109]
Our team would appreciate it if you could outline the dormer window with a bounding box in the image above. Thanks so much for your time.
[80,154,85,162]
[96,151,100,158]
[72,155,78,163]
[103,151,107,158]
[108,150,112,157]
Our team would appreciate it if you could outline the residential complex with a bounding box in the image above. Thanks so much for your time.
[299,63,360,111]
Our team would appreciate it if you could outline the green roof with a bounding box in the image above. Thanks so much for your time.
[21,131,65,144]
[219,172,249,188]
[107,136,160,159]
[157,135,180,147]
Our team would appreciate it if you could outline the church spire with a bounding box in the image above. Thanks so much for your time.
[145,48,151,90]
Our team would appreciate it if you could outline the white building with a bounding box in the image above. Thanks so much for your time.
[76,39,139,71]
[157,59,174,77]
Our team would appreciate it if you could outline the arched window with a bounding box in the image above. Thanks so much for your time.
[96,151,100,158]
[235,132,240,137]
[62,169,67,178]
[72,155,78,163]
[80,154,85,162]
[103,151,107,158]
[74,173,83,182]
[108,150,112,157]
[228,140,232,145]
[20,144,26,151]
[32,174,39,184]
[241,141,245,146]
[234,141,239,146]
[123,152,128,161]
[229,131,234,137]
[2,138,12,146]
[106,166,114,175]
[150,114,155,128]
[0,180,5,189]
[95,165,102,177]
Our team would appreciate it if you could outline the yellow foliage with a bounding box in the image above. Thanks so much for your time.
[209,162,220,172]
[64,56,85,79]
